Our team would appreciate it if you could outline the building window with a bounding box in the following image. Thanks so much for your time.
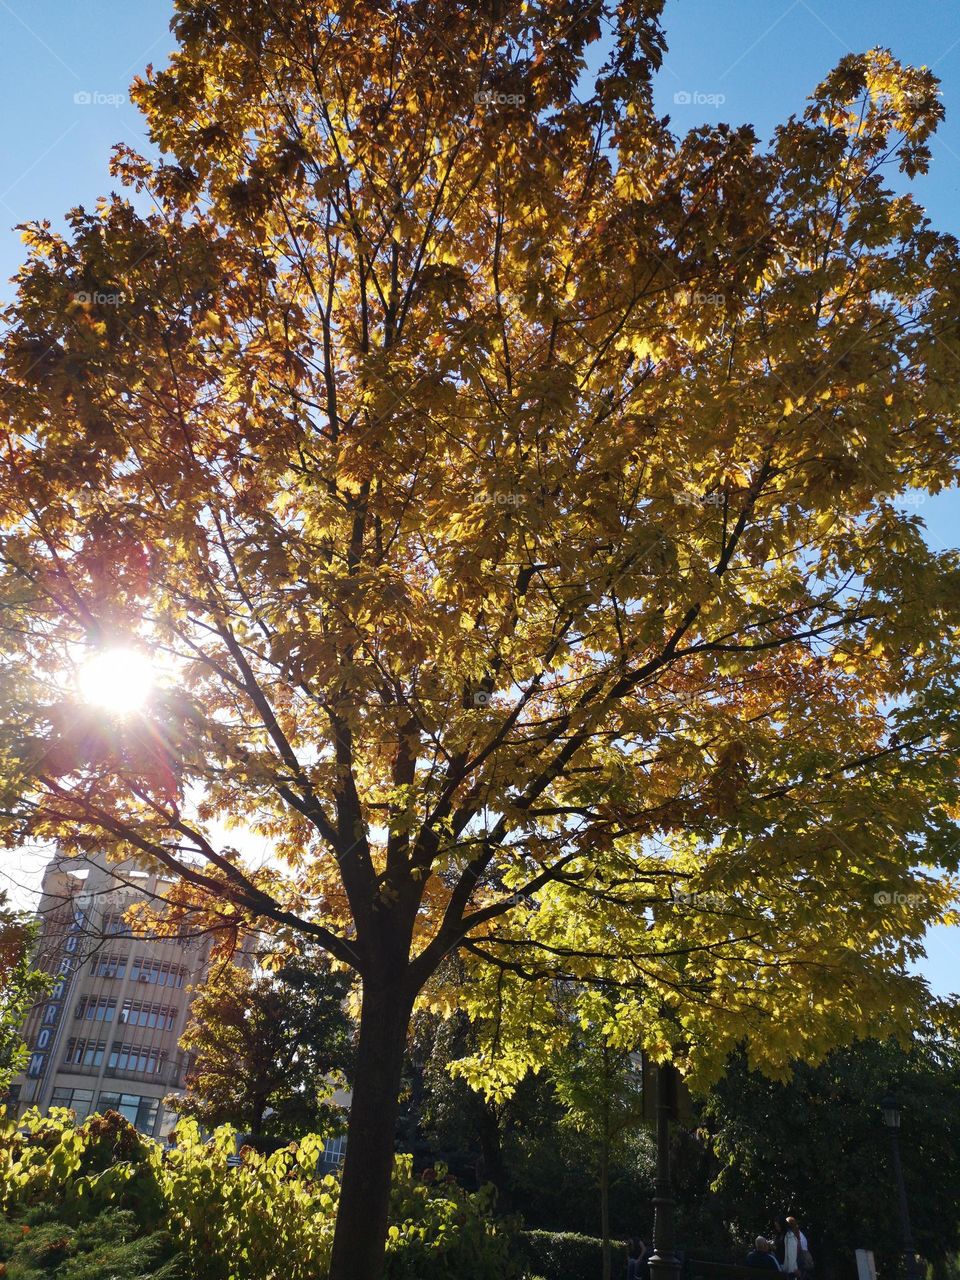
[321,1135,346,1168]
[64,1038,106,1069]
[96,1091,159,1133]
[108,1042,167,1076]
[102,911,133,937]
[119,1000,177,1031]
[129,958,185,988]
[75,997,117,1023]
[92,954,127,980]
[50,1088,94,1119]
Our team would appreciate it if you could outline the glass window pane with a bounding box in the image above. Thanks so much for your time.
[137,1098,159,1132]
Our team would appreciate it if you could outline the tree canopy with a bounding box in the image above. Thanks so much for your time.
[170,954,352,1137]
[1,1,960,1274]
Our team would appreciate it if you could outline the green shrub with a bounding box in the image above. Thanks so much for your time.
[520,1229,626,1280]
[0,1107,521,1280]
[157,1122,339,1280]
[385,1162,523,1280]
[0,1107,164,1227]
[0,1207,188,1279]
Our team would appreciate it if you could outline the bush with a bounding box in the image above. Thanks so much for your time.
[521,1229,626,1280]
[386,1165,523,1280]
[0,1107,522,1280]
[0,1206,188,1279]
[0,1107,164,1227]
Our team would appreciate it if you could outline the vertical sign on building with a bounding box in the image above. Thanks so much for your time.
[26,904,86,1082]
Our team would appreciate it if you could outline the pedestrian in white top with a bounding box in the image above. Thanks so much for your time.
[775,1217,802,1278]
[787,1217,812,1275]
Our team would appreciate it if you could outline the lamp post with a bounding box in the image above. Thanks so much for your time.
[880,1094,920,1280]
[647,1062,682,1280]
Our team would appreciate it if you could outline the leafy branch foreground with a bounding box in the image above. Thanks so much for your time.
[0,1107,523,1280]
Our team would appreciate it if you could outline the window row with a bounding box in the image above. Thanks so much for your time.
[121,999,178,1030]
[110,1042,168,1075]
[130,958,185,987]
[50,1087,160,1133]
[74,997,178,1030]
[75,996,115,1022]
[88,955,188,986]
[99,912,203,950]
[91,954,127,979]
[63,1038,169,1076]
[101,911,133,937]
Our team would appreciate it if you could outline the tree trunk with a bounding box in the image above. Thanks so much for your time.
[329,979,414,1280]
[250,1094,266,1137]
[471,1094,507,1200]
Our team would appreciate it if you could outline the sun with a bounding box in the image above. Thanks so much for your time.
[77,648,154,716]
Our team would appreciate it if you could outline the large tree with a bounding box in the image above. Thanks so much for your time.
[1,2,960,1275]
[169,955,352,1138]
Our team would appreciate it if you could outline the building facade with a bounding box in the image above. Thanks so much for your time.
[7,852,213,1139]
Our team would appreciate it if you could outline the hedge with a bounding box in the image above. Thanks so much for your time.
[521,1229,628,1280]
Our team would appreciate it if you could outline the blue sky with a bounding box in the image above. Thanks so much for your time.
[0,0,956,994]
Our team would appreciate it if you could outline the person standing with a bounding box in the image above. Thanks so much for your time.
[775,1217,802,1279]
[627,1238,648,1280]
[787,1217,812,1276]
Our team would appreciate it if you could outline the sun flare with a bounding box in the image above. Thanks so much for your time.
[77,648,154,716]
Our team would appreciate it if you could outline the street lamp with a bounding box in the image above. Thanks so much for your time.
[880,1094,920,1280]
[647,1062,682,1280]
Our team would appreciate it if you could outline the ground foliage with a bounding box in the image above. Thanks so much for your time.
[0,1207,189,1280]
[0,1106,522,1280]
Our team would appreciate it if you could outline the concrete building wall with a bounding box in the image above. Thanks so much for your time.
[8,852,213,1139]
